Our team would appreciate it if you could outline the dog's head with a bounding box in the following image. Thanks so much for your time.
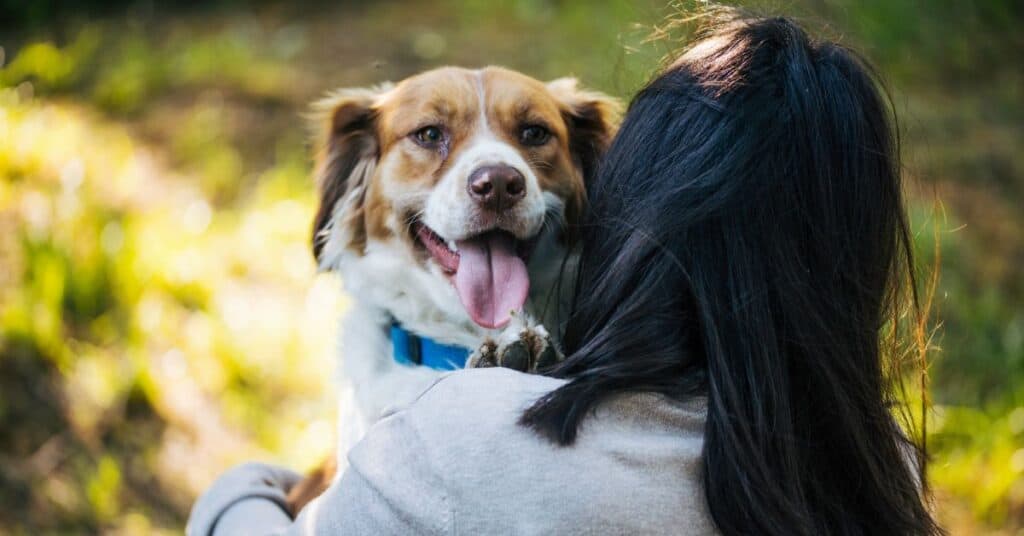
[311,66,617,332]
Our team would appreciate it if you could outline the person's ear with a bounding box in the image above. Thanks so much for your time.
[309,84,391,268]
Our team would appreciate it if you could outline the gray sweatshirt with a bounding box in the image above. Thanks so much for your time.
[187,367,718,535]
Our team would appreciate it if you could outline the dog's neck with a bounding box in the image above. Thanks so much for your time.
[389,322,471,370]
[336,243,491,349]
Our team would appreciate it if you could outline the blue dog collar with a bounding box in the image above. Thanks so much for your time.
[390,323,471,370]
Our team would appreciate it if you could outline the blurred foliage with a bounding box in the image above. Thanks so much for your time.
[0,0,1021,534]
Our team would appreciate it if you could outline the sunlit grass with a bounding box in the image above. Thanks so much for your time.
[0,90,340,532]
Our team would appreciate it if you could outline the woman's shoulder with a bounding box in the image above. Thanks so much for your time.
[405,367,707,436]
[393,367,708,454]
[384,368,569,453]
[353,368,570,473]
[352,368,716,534]
[412,367,569,414]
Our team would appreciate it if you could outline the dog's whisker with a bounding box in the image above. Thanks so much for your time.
[403,209,428,232]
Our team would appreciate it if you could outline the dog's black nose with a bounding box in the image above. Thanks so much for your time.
[467,165,526,212]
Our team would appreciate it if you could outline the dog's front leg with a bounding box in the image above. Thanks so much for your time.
[467,313,564,371]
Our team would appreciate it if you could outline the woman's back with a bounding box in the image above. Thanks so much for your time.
[302,368,714,535]
[189,368,715,534]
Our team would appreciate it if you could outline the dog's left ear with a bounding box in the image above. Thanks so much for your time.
[547,78,620,231]
[547,78,621,183]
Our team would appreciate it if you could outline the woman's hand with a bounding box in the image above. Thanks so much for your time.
[187,462,302,536]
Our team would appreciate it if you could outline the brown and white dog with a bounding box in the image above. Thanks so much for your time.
[288,66,617,511]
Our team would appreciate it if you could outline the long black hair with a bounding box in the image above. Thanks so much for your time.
[521,14,941,536]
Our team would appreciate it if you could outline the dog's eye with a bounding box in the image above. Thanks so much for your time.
[519,125,551,146]
[412,126,444,148]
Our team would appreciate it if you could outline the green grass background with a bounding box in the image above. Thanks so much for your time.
[1,1,1021,533]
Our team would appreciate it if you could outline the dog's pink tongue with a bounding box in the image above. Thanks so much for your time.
[454,232,529,329]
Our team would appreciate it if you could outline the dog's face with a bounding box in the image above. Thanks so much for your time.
[312,66,617,332]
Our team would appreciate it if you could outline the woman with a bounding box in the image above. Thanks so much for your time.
[188,15,940,535]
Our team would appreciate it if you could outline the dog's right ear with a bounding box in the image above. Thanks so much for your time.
[309,85,391,267]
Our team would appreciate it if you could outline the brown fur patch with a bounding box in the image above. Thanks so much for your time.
[284,455,337,517]
[375,69,481,187]
[362,181,394,242]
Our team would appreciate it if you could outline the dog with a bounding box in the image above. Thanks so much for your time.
[286,66,618,513]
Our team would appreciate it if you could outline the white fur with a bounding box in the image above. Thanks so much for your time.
[422,137,547,242]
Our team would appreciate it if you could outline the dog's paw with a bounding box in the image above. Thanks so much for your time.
[467,315,563,372]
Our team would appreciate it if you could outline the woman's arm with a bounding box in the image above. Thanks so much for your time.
[187,408,449,536]
[186,463,299,535]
